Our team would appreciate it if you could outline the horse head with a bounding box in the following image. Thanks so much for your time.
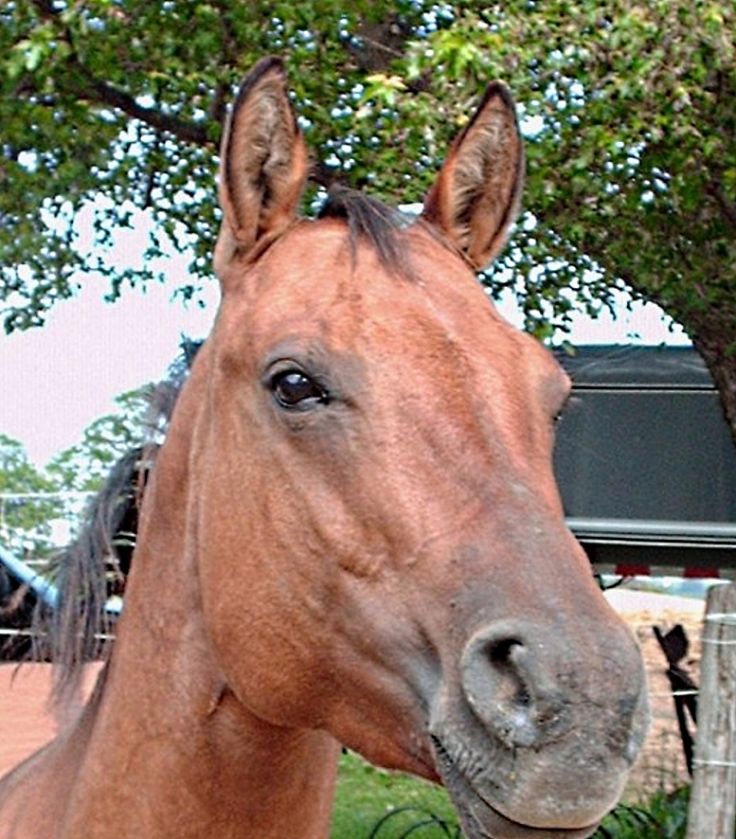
[188,58,647,839]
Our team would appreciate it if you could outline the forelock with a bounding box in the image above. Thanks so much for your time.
[317,186,413,278]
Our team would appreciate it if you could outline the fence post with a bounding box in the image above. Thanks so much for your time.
[686,583,736,839]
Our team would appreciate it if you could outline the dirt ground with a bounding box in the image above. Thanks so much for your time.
[0,590,706,798]
[0,663,102,778]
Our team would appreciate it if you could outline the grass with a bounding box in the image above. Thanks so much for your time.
[330,752,457,839]
[594,788,689,839]
[330,752,690,839]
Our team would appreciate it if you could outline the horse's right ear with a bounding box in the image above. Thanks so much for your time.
[214,57,308,277]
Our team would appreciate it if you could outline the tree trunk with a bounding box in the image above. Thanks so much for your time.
[691,328,736,450]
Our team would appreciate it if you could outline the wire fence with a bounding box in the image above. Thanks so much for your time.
[0,492,92,660]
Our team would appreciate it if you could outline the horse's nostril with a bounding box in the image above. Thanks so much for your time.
[485,638,532,710]
[515,684,531,707]
[487,637,524,665]
[462,625,549,748]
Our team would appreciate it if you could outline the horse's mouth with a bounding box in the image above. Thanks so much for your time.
[430,735,600,839]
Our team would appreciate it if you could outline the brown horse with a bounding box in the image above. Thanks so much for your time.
[0,58,648,839]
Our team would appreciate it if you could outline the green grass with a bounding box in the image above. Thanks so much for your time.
[330,752,690,839]
[594,787,689,839]
[330,752,457,839]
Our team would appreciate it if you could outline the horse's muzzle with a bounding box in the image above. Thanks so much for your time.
[429,617,649,837]
[431,738,601,839]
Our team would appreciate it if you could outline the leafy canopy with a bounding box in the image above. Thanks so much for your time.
[0,433,62,555]
[1,1,734,350]
[46,387,151,492]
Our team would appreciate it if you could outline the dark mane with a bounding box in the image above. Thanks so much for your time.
[39,339,204,709]
[317,186,413,278]
[45,445,152,707]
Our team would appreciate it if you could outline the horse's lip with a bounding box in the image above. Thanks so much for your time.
[430,735,600,839]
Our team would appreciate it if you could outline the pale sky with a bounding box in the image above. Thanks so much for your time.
[1,272,219,466]
[1,217,689,469]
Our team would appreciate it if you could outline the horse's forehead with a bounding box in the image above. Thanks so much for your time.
[228,219,565,394]
[251,219,407,300]
[242,220,489,334]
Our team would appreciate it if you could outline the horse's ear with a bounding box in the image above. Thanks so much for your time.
[215,57,308,274]
[421,83,524,270]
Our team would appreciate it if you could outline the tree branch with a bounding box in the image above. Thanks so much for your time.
[29,0,218,147]
[208,81,229,127]
[707,179,736,232]
[349,17,412,72]
[76,70,214,146]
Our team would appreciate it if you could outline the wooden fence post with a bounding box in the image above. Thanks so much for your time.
[686,583,736,839]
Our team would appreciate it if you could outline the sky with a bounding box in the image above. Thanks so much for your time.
[1,269,219,467]
[1,220,690,469]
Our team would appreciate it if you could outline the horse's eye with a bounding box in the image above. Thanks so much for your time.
[270,370,329,409]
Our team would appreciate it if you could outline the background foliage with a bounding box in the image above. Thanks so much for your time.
[0,388,148,555]
[0,432,61,555]
[46,387,150,492]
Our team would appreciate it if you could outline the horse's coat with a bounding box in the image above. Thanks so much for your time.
[0,58,648,839]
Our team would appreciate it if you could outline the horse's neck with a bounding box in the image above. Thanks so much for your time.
[24,406,339,838]
[56,647,340,838]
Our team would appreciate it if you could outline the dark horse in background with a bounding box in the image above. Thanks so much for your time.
[0,58,647,839]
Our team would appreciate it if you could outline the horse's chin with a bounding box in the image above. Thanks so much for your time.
[431,738,601,839]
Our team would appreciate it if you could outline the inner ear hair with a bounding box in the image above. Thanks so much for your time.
[422,82,524,270]
[218,57,308,256]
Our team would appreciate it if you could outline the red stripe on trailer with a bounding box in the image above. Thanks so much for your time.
[684,566,720,579]
[615,564,651,577]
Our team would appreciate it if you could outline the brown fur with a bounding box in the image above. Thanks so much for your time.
[0,59,647,839]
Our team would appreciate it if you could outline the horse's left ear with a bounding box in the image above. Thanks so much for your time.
[215,57,308,275]
[421,83,524,270]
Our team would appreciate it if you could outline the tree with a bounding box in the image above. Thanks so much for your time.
[0,388,153,563]
[0,433,62,556]
[2,1,735,439]
[46,387,151,492]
